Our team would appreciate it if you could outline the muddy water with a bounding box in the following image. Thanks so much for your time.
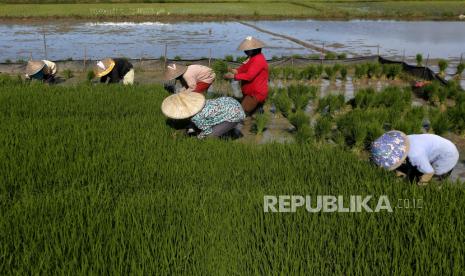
[2,20,465,61]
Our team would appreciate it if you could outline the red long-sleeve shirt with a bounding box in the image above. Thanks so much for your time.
[234,53,269,102]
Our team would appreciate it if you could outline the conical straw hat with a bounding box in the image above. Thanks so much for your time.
[161,91,206,119]
[25,60,45,76]
[371,130,410,171]
[238,36,266,51]
[164,63,187,81]
[93,58,116,78]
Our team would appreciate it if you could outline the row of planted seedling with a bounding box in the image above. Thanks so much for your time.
[268,63,405,81]
[267,83,465,150]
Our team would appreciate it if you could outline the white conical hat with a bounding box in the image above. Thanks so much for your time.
[238,36,266,51]
[25,60,45,76]
[93,58,115,78]
[161,91,206,119]
[164,63,187,81]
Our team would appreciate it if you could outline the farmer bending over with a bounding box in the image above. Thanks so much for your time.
[164,63,216,94]
[25,60,57,84]
[161,91,245,139]
[224,36,269,115]
[371,131,459,185]
[94,58,134,85]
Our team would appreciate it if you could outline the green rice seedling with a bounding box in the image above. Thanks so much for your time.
[317,94,345,115]
[384,64,403,80]
[253,112,269,134]
[447,100,465,133]
[456,63,464,77]
[354,64,367,79]
[294,124,313,143]
[438,59,448,75]
[314,116,333,140]
[0,73,23,85]
[288,85,317,111]
[340,66,348,80]
[273,89,292,117]
[288,110,310,130]
[431,111,451,135]
[212,60,228,77]
[337,53,347,60]
[354,87,376,108]
[316,65,324,79]
[236,56,248,63]
[269,67,279,80]
[282,66,298,80]
[416,54,423,66]
[325,52,337,60]
[367,63,382,79]
[62,69,74,80]
[333,63,342,73]
[224,55,234,62]
[324,66,336,81]
[86,70,95,82]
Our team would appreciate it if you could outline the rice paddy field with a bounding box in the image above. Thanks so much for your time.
[0,1,464,20]
[1,76,465,274]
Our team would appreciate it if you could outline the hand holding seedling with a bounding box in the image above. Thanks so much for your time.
[223,72,235,80]
[228,68,238,74]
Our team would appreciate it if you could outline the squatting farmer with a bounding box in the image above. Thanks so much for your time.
[25,60,57,83]
[93,58,134,85]
[164,63,216,94]
[371,131,459,185]
[161,91,245,139]
[223,36,269,115]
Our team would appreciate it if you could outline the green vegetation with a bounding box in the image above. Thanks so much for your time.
[86,69,95,82]
[212,60,228,77]
[416,53,423,66]
[0,77,465,274]
[456,62,465,77]
[62,69,74,79]
[0,1,464,20]
[253,112,269,134]
[438,59,449,75]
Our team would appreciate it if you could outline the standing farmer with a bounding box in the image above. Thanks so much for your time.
[94,58,134,85]
[25,60,57,83]
[161,92,245,139]
[224,36,269,115]
[164,63,216,93]
[371,131,459,184]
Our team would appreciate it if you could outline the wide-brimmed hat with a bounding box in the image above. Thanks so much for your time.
[238,36,266,51]
[25,60,45,76]
[164,63,187,81]
[93,58,115,78]
[371,130,410,171]
[161,91,206,119]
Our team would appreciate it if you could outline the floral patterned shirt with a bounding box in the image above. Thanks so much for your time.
[191,97,245,138]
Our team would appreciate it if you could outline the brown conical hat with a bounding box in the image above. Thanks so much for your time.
[93,58,116,78]
[164,63,187,81]
[25,60,45,76]
[161,91,206,119]
[238,36,266,51]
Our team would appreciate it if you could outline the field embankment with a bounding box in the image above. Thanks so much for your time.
[0,1,464,21]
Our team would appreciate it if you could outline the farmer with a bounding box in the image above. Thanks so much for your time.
[224,36,269,115]
[161,91,245,139]
[371,131,459,184]
[25,60,57,83]
[164,63,216,93]
[94,58,134,85]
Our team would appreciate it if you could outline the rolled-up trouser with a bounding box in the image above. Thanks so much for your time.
[123,68,135,85]
[241,95,261,115]
[209,121,239,138]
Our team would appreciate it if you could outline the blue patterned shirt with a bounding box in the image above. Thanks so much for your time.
[191,97,245,138]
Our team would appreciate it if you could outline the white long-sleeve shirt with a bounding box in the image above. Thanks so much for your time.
[407,134,459,175]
